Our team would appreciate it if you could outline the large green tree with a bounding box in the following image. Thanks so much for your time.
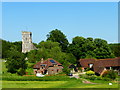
[6,47,27,74]
[67,36,88,60]
[46,29,69,52]
[2,40,12,58]
[2,39,22,59]
[109,43,120,57]
[93,38,115,59]
[68,37,115,60]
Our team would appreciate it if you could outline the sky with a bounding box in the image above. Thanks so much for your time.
[2,2,118,44]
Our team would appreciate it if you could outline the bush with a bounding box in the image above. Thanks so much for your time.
[102,77,111,81]
[17,68,26,76]
[27,63,35,68]
[88,75,97,80]
[102,70,117,80]
[85,68,91,71]
[86,70,95,76]
[79,74,102,80]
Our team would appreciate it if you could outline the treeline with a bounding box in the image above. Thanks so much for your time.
[109,43,120,57]
[1,29,120,75]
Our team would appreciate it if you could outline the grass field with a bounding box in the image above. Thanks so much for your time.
[2,80,118,88]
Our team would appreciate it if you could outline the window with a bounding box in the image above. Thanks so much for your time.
[89,64,93,68]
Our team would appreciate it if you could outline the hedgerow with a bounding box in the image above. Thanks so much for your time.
[2,75,76,81]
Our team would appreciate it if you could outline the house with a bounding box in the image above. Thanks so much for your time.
[33,58,63,75]
[79,57,120,76]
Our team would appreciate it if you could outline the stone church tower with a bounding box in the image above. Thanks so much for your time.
[22,31,36,53]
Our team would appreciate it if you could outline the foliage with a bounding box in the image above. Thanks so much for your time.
[2,39,12,58]
[86,70,95,76]
[109,43,120,57]
[27,50,38,63]
[2,75,76,81]
[2,39,22,59]
[68,37,115,60]
[62,61,71,74]
[27,41,76,65]
[79,74,102,80]
[5,48,27,74]
[47,29,69,52]
[93,38,115,59]
[85,67,91,71]
[102,70,117,80]
[17,68,26,76]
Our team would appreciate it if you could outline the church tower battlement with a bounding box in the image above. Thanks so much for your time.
[22,31,36,53]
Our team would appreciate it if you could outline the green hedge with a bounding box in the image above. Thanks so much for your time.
[2,75,76,81]
[79,74,103,81]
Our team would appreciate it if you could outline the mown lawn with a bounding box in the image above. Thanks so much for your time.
[2,80,118,88]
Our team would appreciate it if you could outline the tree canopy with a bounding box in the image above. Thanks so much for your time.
[5,47,27,74]
[67,36,115,60]
[27,41,76,64]
[47,29,69,52]
[109,43,120,57]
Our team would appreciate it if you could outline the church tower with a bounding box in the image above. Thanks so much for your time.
[22,31,36,53]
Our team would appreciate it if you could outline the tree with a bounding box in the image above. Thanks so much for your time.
[67,36,88,60]
[2,39,12,58]
[2,39,22,59]
[109,43,120,57]
[12,41,22,52]
[27,50,38,63]
[94,38,115,59]
[47,29,69,52]
[68,37,115,60]
[6,47,27,74]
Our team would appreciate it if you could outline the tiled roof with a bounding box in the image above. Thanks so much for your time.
[80,59,95,68]
[79,57,120,74]
[33,58,62,70]
[94,57,120,67]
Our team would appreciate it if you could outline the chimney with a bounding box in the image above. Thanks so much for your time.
[41,58,44,63]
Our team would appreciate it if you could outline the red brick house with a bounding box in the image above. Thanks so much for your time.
[79,57,120,75]
[33,58,63,75]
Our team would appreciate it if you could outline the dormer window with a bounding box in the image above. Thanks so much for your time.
[89,64,93,68]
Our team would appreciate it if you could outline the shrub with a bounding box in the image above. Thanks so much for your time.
[85,68,91,71]
[27,63,35,68]
[86,70,95,76]
[102,70,117,80]
[17,68,26,76]
[88,75,97,80]
[62,67,70,75]
[102,77,111,81]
